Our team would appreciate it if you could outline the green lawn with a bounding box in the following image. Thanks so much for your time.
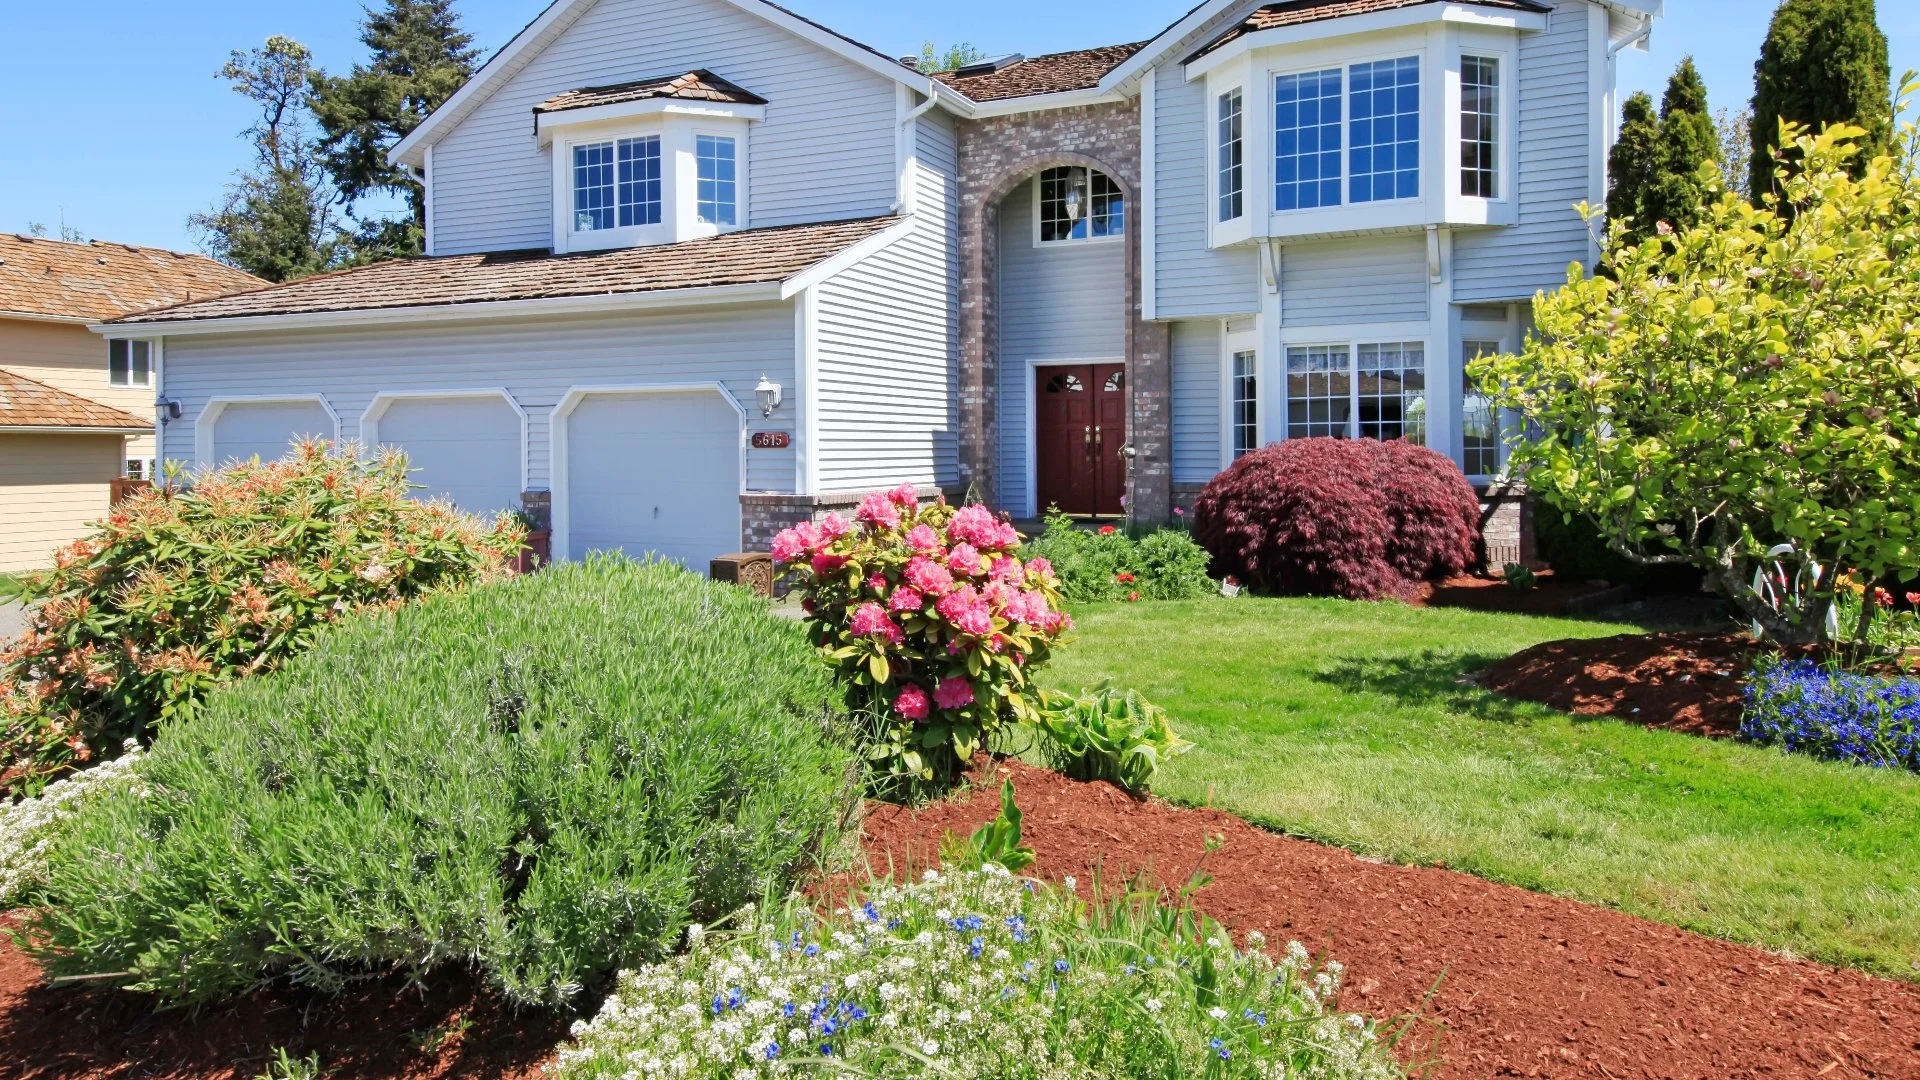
[1041,597,1920,981]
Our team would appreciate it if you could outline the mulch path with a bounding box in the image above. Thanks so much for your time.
[863,761,1920,1080]
[0,912,563,1080]
[1474,631,1760,737]
[1409,571,1631,618]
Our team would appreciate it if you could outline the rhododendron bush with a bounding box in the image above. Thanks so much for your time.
[775,487,1070,784]
[0,441,522,795]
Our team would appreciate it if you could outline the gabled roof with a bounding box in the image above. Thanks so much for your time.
[535,70,768,114]
[932,43,1148,103]
[1190,0,1549,60]
[0,369,150,432]
[0,235,265,323]
[109,216,903,326]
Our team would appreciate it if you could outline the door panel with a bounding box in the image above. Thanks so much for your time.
[565,391,740,567]
[1035,365,1095,515]
[1092,364,1126,516]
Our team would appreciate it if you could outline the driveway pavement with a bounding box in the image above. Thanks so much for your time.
[0,599,25,643]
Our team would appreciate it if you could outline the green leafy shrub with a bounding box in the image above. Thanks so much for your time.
[0,441,522,794]
[773,489,1071,789]
[1037,684,1193,793]
[553,865,1400,1079]
[1018,512,1215,603]
[21,556,857,1009]
[938,779,1037,873]
[1531,505,1699,592]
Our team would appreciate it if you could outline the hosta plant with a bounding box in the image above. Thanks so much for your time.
[1037,683,1193,794]
[774,488,1071,788]
[0,441,522,794]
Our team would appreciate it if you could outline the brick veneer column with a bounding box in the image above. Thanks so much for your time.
[954,100,1172,523]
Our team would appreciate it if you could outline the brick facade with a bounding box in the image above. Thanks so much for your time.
[953,102,1172,525]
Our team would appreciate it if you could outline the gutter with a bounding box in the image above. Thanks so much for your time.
[1,424,153,435]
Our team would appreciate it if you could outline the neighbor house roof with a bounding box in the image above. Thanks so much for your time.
[0,369,151,432]
[1190,0,1550,59]
[110,216,903,326]
[0,234,266,323]
[932,43,1149,102]
[535,70,768,115]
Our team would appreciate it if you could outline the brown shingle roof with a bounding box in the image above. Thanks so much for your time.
[112,216,902,326]
[0,235,266,323]
[536,70,768,115]
[1191,0,1549,59]
[932,42,1149,102]
[0,369,150,432]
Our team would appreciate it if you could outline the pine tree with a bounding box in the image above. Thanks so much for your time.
[309,0,479,260]
[1605,92,1661,243]
[1642,59,1721,235]
[1749,0,1892,202]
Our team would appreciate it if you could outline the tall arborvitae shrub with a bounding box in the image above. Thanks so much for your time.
[1606,92,1662,242]
[1749,0,1892,201]
[1608,61,1722,243]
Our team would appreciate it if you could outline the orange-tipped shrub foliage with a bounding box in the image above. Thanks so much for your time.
[0,441,522,794]
[1191,438,1480,600]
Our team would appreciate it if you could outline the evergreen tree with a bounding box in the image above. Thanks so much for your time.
[918,41,988,74]
[309,0,479,260]
[1749,0,1892,202]
[1642,58,1721,235]
[1605,92,1661,243]
[189,37,346,282]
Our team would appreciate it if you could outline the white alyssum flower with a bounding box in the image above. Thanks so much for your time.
[0,742,146,906]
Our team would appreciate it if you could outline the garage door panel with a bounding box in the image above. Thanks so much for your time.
[209,402,334,467]
[375,396,522,515]
[565,392,740,567]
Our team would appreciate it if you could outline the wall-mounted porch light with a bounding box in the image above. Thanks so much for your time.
[754,374,783,418]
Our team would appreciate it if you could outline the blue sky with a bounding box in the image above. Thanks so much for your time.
[3,0,1915,253]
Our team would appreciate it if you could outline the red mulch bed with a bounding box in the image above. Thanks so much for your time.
[0,912,564,1080]
[864,762,1920,1079]
[1408,570,1632,617]
[1475,631,1761,737]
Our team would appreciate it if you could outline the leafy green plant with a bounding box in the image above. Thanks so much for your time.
[939,779,1036,873]
[253,1048,325,1080]
[1473,84,1920,645]
[1036,683,1193,794]
[1019,510,1215,603]
[1501,563,1539,593]
[0,440,522,794]
[21,556,857,1009]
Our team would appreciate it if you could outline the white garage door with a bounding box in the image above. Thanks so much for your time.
[209,400,335,466]
[564,390,740,567]
[374,395,522,515]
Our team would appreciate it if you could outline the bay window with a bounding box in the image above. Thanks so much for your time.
[1460,56,1499,198]
[1218,88,1244,222]
[1347,58,1421,204]
[1273,57,1421,213]
[572,136,661,231]
[1273,69,1344,211]
[696,135,737,226]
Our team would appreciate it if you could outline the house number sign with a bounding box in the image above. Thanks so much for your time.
[750,431,791,450]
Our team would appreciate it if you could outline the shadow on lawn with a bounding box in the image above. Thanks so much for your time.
[1312,649,1545,724]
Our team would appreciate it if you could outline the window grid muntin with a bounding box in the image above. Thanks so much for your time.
[1462,339,1504,475]
[572,141,617,231]
[1038,166,1124,243]
[616,136,662,227]
[1231,350,1258,458]
[1274,68,1344,211]
[696,135,737,226]
[1218,88,1244,222]
[1348,57,1421,204]
[1285,344,1351,439]
[1355,341,1426,443]
[1461,56,1499,198]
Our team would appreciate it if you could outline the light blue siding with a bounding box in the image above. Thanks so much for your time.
[1152,61,1260,318]
[429,0,899,256]
[1169,319,1221,484]
[157,303,799,494]
[1281,234,1428,326]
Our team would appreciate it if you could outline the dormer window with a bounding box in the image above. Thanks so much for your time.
[536,71,765,253]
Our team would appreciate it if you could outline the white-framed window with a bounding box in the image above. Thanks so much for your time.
[124,457,154,481]
[1230,350,1257,458]
[1284,344,1350,438]
[1285,341,1426,442]
[1274,68,1343,211]
[1217,88,1244,222]
[572,136,661,231]
[1462,339,1505,475]
[696,134,737,226]
[1036,166,1124,244]
[1460,55,1499,199]
[108,339,151,388]
[1273,56,1422,213]
[1348,57,1421,204]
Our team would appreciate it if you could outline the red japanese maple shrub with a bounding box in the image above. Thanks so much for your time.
[1191,438,1480,600]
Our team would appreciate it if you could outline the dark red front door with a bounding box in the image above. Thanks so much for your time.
[1036,363,1126,517]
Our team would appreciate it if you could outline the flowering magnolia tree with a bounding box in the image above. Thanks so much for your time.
[774,487,1070,784]
[1473,97,1920,645]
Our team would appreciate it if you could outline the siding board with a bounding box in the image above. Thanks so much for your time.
[1169,319,1222,484]
[1281,234,1428,326]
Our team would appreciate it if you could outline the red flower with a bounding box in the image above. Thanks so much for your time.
[1114,572,1136,583]
[1874,587,1894,606]
[1907,592,1920,607]
[1098,525,1117,535]
[1127,591,1140,602]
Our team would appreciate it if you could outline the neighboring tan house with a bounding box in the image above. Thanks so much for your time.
[100,0,1659,569]
[0,235,263,571]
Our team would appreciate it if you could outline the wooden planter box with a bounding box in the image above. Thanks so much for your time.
[515,529,551,574]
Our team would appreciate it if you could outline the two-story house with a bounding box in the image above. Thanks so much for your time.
[100,0,1661,568]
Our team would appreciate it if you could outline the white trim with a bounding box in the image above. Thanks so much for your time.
[1588,1,1612,271]
[794,285,820,495]
[535,98,765,139]
[779,217,917,297]
[0,309,95,326]
[1219,318,1260,469]
[961,87,1127,118]
[194,394,340,471]
[358,387,530,494]
[423,144,436,256]
[1183,3,1543,81]
[1021,356,1124,518]
[548,382,748,563]
[1140,71,1157,321]
[94,282,784,338]
[0,425,153,435]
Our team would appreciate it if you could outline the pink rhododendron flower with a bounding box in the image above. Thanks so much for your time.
[849,602,903,644]
[771,521,822,564]
[989,555,1024,583]
[946,543,983,577]
[817,513,851,541]
[889,483,919,507]
[811,552,848,576]
[1025,556,1055,582]
[855,491,900,530]
[894,682,931,720]
[867,573,889,594]
[936,585,993,636]
[1003,589,1047,625]
[934,676,976,710]
[889,586,925,613]
[904,555,954,597]
[905,524,942,553]
[947,505,1009,550]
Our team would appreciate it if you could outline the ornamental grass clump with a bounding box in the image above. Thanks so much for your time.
[774,488,1071,788]
[1741,657,1920,772]
[20,556,858,1008]
[553,865,1401,1079]
[0,440,523,795]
